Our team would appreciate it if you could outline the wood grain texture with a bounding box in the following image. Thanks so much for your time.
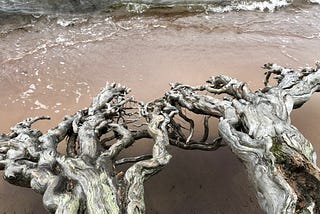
[1,63,319,213]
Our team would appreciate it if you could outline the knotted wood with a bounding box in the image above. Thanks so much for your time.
[1,63,319,213]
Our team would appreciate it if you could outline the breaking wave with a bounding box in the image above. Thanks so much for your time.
[0,0,318,15]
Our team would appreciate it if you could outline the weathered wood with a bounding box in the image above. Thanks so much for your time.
[0,63,319,213]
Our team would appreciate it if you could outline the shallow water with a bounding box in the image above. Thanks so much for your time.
[0,2,320,213]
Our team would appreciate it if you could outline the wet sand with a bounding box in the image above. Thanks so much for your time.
[0,10,320,213]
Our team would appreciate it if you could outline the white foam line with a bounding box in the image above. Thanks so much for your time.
[20,84,36,99]
[46,84,54,90]
[34,100,49,109]
[75,89,82,104]
[206,0,291,13]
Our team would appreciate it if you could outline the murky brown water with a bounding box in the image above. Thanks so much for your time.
[0,5,320,213]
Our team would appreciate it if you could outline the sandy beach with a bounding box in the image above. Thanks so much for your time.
[0,5,320,213]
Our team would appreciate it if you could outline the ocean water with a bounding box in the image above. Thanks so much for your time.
[1,0,320,59]
[0,0,320,213]
[0,0,319,14]
[1,0,319,67]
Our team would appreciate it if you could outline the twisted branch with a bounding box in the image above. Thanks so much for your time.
[0,62,320,213]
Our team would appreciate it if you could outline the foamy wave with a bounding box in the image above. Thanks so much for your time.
[118,0,293,14]
[205,0,291,13]
[56,17,88,27]
[126,3,150,13]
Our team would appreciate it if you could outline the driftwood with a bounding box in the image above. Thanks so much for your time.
[0,63,320,213]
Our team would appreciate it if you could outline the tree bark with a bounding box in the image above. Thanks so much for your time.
[0,63,319,213]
